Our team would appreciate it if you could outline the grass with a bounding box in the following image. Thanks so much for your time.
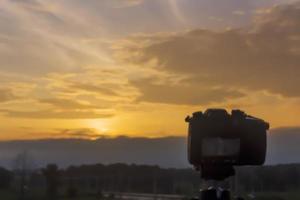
[0,190,299,200]
[0,190,17,199]
[237,191,300,200]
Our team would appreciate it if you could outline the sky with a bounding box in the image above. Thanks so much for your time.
[0,0,299,140]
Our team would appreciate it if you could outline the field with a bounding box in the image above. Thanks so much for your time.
[254,191,300,200]
[0,190,299,200]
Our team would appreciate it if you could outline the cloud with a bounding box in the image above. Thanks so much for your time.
[0,109,113,119]
[115,2,300,105]
[232,10,246,16]
[69,83,119,97]
[42,71,134,106]
[13,127,107,140]
[0,88,17,103]
[38,98,101,109]
[0,0,113,76]
[131,78,243,105]
[109,0,144,8]
[55,128,102,139]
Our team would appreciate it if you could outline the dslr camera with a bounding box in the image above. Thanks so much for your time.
[185,109,269,180]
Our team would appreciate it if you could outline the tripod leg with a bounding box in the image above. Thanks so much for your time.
[220,190,230,200]
[200,188,218,200]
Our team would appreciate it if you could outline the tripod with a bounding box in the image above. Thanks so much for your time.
[200,181,231,200]
[197,165,244,200]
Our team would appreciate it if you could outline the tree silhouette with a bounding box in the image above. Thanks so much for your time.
[0,167,12,189]
[12,151,35,200]
[43,164,60,200]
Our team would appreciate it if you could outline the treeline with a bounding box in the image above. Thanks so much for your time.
[62,163,200,194]
[236,164,300,192]
[0,163,300,199]
[60,163,300,194]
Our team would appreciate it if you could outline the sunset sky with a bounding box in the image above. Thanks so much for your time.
[0,0,300,140]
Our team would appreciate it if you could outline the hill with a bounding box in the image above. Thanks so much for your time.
[0,127,299,168]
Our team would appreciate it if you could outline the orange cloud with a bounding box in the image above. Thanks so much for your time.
[0,109,114,119]
[115,3,300,103]
[0,88,17,103]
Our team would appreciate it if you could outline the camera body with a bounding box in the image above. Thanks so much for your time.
[185,109,269,168]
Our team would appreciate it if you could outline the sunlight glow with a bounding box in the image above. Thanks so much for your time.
[168,0,187,26]
[86,120,111,135]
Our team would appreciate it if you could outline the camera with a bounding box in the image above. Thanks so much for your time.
[185,109,269,174]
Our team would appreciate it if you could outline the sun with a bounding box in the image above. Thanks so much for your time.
[86,119,111,135]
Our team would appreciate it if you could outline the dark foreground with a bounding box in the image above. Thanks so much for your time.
[0,163,299,200]
[0,190,299,200]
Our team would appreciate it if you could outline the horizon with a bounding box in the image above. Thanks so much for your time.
[0,126,297,141]
[0,127,299,169]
